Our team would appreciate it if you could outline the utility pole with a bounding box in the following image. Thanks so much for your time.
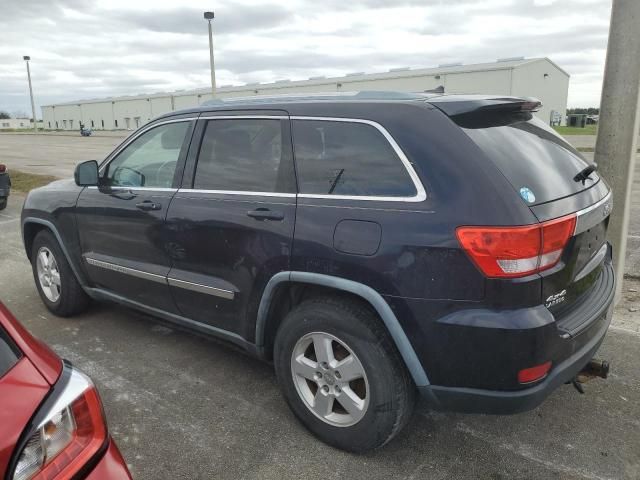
[595,0,640,302]
[204,11,216,97]
[23,56,38,133]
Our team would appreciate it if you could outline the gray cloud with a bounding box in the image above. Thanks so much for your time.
[0,0,612,116]
[115,5,295,35]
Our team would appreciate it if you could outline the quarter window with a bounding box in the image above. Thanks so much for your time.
[292,120,417,197]
[194,119,294,193]
[104,122,190,188]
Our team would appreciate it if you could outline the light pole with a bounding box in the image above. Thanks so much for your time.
[23,56,38,133]
[204,11,216,97]
[594,0,640,302]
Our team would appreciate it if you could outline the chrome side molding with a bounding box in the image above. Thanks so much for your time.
[85,257,166,284]
[84,256,235,300]
[167,277,234,300]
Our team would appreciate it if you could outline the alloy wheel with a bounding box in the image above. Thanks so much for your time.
[36,246,61,303]
[291,331,369,427]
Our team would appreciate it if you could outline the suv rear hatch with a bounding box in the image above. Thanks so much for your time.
[431,96,613,335]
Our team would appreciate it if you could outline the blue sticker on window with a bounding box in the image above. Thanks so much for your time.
[519,187,536,203]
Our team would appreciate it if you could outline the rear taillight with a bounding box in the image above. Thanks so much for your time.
[456,214,576,278]
[518,361,552,384]
[12,368,107,480]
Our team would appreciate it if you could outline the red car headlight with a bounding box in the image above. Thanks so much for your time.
[12,368,107,480]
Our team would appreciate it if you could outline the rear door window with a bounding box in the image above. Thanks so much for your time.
[194,118,295,193]
[461,116,598,205]
[292,119,417,198]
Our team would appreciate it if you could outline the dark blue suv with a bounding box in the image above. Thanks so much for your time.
[21,92,614,452]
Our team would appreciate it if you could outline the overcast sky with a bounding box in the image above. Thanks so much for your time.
[0,0,612,117]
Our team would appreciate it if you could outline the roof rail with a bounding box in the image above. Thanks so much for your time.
[424,85,445,94]
[496,56,525,63]
[199,90,428,107]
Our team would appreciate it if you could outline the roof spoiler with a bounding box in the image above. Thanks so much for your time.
[428,96,542,117]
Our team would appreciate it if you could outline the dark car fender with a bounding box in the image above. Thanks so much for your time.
[255,271,430,387]
[21,179,89,289]
[21,216,90,289]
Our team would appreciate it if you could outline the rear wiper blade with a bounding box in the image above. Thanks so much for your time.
[328,168,345,194]
[574,163,598,185]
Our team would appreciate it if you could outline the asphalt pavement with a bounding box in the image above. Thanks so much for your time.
[0,132,639,479]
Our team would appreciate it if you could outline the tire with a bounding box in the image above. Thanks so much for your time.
[274,296,416,452]
[0,197,6,210]
[31,229,90,317]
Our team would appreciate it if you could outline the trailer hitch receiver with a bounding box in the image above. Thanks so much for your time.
[570,358,610,394]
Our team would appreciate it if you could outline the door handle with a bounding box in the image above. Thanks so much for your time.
[136,201,162,211]
[247,208,284,221]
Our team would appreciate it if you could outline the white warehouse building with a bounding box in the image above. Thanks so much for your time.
[41,57,569,131]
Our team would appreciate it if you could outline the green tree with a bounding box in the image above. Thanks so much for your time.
[0,111,10,119]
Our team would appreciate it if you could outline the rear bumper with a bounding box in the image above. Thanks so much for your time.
[418,301,613,413]
[85,439,132,479]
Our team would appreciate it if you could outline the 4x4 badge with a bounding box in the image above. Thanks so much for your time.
[545,289,567,308]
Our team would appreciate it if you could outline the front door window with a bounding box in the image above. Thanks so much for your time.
[105,122,190,189]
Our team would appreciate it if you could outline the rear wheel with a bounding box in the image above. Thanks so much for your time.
[31,230,90,316]
[274,296,416,452]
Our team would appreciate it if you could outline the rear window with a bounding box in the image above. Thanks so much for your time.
[292,119,417,198]
[0,327,21,379]
[461,115,598,205]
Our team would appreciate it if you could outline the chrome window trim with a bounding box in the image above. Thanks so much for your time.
[98,117,197,174]
[86,186,178,192]
[177,189,296,198]
[199,115,288,120]
[167,278,235,300]
[290,116,427,203]
[84,257,166,285]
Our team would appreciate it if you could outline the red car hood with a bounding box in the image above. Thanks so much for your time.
[0,303,63,476]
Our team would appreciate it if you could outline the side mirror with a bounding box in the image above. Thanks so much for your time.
[74,160,99,186]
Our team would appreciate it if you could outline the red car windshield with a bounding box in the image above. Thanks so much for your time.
[0,327,21,379]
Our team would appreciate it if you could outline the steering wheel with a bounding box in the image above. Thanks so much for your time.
[155,160,176,187]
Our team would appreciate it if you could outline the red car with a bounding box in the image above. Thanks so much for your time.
[0,303,132,480]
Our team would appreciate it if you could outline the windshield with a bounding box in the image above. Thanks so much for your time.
[460,114,599,205]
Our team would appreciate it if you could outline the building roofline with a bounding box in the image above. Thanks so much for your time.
[41,57,563,108]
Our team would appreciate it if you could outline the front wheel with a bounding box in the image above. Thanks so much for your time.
[31,229,90,317]
[274,297,416,452]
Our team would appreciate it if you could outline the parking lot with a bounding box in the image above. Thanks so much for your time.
[1,132,640,479]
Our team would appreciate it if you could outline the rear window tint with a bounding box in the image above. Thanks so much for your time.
[292,119,417,197]
[194,119,294,193]
[0,328,20,379]
[461,116,598,205]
